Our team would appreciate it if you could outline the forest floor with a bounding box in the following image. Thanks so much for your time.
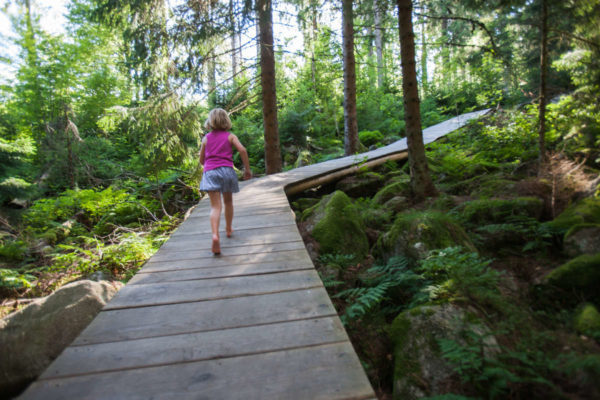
[290,111,600,399]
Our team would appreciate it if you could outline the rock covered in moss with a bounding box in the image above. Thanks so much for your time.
[372,174,411,205]
[376,210,475,261]
[302,190,368,262]
[335,172,384,198]
[454,197,544,226]
[545,253,600,299]
[389,304,497,400]
[574,303,600,339]
[564,224,600,257]
[543,197,600,235]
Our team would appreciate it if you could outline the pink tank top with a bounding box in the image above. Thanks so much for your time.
[204,131,234,171]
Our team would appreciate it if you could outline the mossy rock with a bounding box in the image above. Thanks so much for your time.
[291,197,320,214]
[471,178,517,198]
[372,175,411,205]
[389,304,497,400]
[574,303,600,339]
[545,253,600,299]
[335,172,384,198]
[543,197,600,236]
[376,210,476,261]
[454,197,544,226]
[564,224,600,257]
[304,191,369,262]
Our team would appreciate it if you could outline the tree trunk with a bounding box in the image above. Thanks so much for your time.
[420,16,428,95]
[257,0,282,174]
[374,0,385,89]
[230,0,238,78]
[538,0,548,166]
[342,0,359,155]
[397,0,437,199]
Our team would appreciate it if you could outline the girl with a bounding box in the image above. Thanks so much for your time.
[199,108,252,255]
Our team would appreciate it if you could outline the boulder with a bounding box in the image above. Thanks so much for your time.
[390,304,498,400]
[302,190,369,262]
[372,175,411,205]
[564,224,600,257]
[543,197,600,236]
[454,197,544,226]
[335,172,384,198]
[0,280,121,396]
[376,210,476,261]
[545,253,600,299]
[574,303,600,340]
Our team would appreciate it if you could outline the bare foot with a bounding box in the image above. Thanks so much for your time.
[226,229,233,238]
[212,235,221,255]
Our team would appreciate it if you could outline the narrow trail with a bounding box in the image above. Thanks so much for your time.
[19,109,489,399]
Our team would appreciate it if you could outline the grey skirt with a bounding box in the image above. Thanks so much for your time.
[200,166,240,193]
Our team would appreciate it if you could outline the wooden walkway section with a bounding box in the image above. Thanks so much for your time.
[20,110,489,399]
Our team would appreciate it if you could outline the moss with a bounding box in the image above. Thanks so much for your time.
[311,191,369,262]
[389,312,423,400]
[565,223,600,240]
[291,197,320,213]
[546,253,600,298]
[543,197,600,235]
[574,303,600,339]
[471,178,517,198]
[377,210,476,261]
[372,175,411,205]
[454,197,544,226]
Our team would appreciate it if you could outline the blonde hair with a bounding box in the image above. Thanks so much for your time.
[204,108,232,131]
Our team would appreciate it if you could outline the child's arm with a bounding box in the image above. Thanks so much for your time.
[229,134,252,180]
[198,138,207,165]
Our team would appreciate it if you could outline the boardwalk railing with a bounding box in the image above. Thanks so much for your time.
[19,110,489,400]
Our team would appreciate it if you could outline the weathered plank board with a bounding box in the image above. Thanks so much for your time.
[24,343,374,400]
[129,258,313,284]
[139,248,312,273]
[72,288,337,345]
[42,317,348,379]
[104,270,323,310]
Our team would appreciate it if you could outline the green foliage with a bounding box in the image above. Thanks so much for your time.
[358,130,384,147]
[0,239,29,261]
[335,256,422,323]
[0,268,36,289]
[417,247,503,310]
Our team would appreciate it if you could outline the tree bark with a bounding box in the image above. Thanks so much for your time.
[397,0,437,199]
[342,0,359,155]
[374,0,385,89]
[229,0,238,78]
[538,0,548,166]
[257,0,282,173]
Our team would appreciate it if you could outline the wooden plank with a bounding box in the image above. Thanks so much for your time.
[139,248,312,273]
[129,258,313,284]
[23,343,374,400]
[41,317,348,379]
[104,270,323,310]
[149,240,306,262]
[72,288,337,345]
[189,204,293,218]
[172,212,296,236]
[157,225,303,251]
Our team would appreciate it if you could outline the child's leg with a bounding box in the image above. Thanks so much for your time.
[208,191,222,254]
[223,192,234,237]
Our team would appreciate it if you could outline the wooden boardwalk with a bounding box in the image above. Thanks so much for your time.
[20,110,488,399]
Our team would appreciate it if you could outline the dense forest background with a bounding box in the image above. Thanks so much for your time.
[1,0,599,397]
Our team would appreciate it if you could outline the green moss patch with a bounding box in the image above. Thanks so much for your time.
[309,191,369,262]
[454,197,544,226]
[574,303,600,339]
[377,210,475,261]
[546,253,600,299]
[372,175,411,205]
[544,197,600,235]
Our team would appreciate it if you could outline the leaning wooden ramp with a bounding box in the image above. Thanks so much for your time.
[20,110,489,399]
